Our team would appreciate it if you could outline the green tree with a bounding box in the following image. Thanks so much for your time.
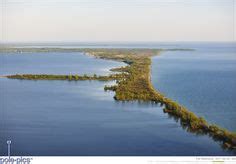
[75,74,79,80]
[68,74,73,80]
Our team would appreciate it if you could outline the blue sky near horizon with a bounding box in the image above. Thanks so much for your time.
[0,0,236,42]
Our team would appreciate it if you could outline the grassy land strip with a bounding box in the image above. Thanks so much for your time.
[7,73,126,81]
[84,49,236,150]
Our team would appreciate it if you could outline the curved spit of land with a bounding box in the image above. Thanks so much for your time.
[1,47,236,151]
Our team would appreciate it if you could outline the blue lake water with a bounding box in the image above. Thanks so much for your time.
[152,43,236,131]
[0,52,125,75]
[0,43,235,156]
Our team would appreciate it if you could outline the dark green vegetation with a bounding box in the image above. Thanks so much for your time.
[3,48,236,151]
[7,73,126,81]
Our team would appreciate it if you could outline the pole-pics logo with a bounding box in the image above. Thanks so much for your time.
[0,140,33,164]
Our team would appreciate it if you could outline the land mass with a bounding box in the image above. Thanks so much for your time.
[1,47,236,151]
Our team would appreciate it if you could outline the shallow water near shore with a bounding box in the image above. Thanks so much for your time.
[0,43,235,155]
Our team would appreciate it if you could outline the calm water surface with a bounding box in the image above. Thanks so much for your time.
[152,43,236,131]
[0,52,125,75]
[0,44,235,155]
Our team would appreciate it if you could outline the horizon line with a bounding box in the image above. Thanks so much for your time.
[1,41,236,44]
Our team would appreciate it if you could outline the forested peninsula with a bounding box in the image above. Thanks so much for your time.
[1,47,236,151]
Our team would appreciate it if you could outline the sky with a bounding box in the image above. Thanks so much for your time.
[0,0,236,42]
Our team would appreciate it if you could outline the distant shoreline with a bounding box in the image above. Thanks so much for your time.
[0,47,194,54]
